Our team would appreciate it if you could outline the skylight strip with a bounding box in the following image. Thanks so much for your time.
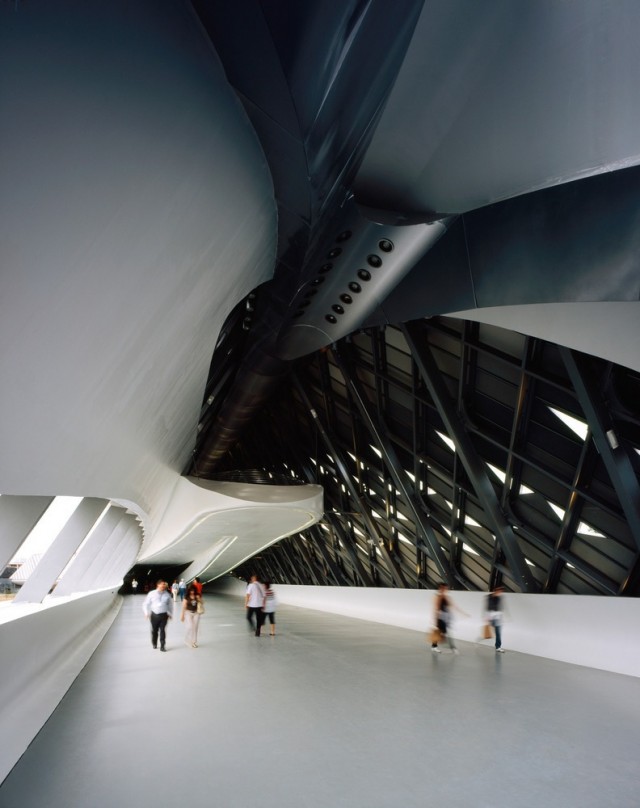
[549,406,588,441]
[548,501,566,521]
[436,431,455,452]
[487,464,507,484]
[577,522,606,538]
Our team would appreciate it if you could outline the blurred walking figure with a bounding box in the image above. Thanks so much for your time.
[171,580,179,602]
[431,584,467,654]
[178,579,186,601]
[192,577,203,596]
[487,585,505,652]
[181,585,203,648]
[245,574,265,635]
[259,581,277,637]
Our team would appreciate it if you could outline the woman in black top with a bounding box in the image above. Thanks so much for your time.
[431,584,467,653]
[180,585,203,648]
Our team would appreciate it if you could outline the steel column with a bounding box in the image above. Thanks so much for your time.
[331,345,455,586]
[560,348,640,554]
[402,321,538,593]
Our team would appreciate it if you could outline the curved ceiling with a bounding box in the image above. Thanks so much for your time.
[0,1,276,538]
[3,0,640,593]
[356,0,640,214]
[138,478,324,582]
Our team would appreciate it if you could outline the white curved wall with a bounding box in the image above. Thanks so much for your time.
[140,477,324,580]
[0,590,121,783]
[0,1,276,542]
[450,302,640,373]
[0,4,281,773]
[215,578,640,678]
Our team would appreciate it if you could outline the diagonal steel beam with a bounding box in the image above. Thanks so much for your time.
[326,513,376,586]
[294,375,406,587]
[544,439,598,592]
[259,538,294,583]
[308,524,348,586]
[279,538,317,585]
[272,428,352,586]
[294,535,326,586]
[619,552,640,596]
[330,345,455,587]
[264,545,291,584]
[560,348,640,554]
[402,322,538,593]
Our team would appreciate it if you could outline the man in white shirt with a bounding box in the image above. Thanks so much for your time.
[245,574,265,636]
[142,580,173,651]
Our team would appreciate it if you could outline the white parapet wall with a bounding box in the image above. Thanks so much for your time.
[213,577,640,678]
[0,589,122,784]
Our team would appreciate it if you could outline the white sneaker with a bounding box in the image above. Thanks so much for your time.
[431,647,441,653]
[496,647,505,653]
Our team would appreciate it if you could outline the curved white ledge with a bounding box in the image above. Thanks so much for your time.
[139,477,324,580]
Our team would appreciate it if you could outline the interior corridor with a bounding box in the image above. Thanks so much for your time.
[1,592,639,808]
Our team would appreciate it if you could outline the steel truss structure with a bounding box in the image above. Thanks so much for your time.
[222,316,640,595]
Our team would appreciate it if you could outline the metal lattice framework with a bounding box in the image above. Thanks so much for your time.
[222,316,640,595]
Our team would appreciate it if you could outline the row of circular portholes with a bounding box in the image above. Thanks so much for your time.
[292,232,394,324]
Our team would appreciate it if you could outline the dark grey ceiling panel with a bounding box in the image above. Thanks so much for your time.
[466,166,640,307]
[356,0,640,214]
[362,165,640,328]
[361,218,476,327]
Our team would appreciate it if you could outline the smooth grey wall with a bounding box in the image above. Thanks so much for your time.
[0,1,276,538]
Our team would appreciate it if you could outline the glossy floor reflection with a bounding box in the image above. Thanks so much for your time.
[2,593,639,808]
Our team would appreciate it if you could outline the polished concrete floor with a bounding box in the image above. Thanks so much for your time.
[1,593,639,808]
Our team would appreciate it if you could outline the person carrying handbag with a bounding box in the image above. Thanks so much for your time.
[486,586,505,653]
[430,583,468,654]
[181,585,203,648]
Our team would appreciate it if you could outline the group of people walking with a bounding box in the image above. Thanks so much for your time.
[141,573,279,650]
[142,577,204,651]
[430,583,505,653]
[142,573,502,654]
[245,573,277,636]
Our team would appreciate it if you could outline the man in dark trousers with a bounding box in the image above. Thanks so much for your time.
[487,585,505,653]
[142,579,174,651]
[245,573,265,636]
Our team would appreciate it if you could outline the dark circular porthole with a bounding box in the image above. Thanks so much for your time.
[327,247,342,260]
[340,293,353,305]
[319,263,333,274]
[336,230,352,242]
[357,269,371,282]
[332,304,345,315]
[348,282,362,293]
[311,276,325,286]
[367,254,382,268]
[379,239,393,253]
[325,314,337,324]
